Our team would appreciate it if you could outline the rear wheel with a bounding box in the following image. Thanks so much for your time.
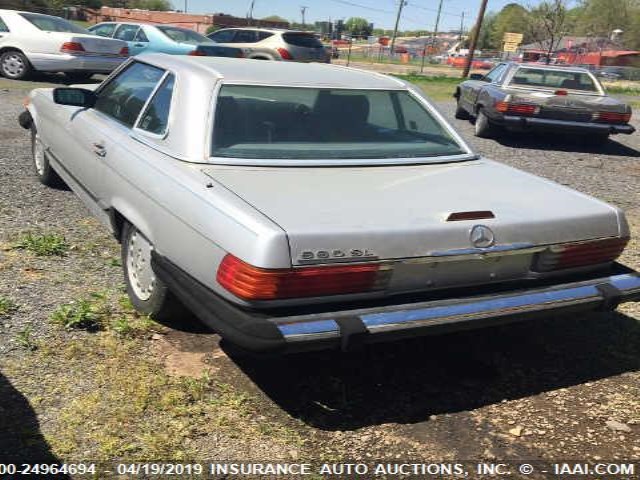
[0,50,32,80]
[121,222,184,321]
[31,126,65,188]
[474,108,499,138]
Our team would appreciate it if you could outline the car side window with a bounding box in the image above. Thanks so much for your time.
[0,17,9,32]
[91,23,116,38]
[94,62,165,128]
[234,30,257,43]
[134,28,149,42]
[210,30,236,43]
[114,24,140,42]
[137,74,175,136]
[256,31,274,41]
[484,64,506,83]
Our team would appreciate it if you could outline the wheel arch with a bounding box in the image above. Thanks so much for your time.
[0,46,25,55]
[107,203,153,246]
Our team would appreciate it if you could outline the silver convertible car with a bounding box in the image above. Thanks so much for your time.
[18,54,640,353]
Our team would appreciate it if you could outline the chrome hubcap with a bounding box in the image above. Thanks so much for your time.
[34,135,45,175]
[2,54,25,77]
[127,229,155,301]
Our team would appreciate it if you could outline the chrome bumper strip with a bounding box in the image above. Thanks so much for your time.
[276,273,640,343]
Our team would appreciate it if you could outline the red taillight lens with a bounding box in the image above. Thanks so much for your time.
[119,46,129,56]
[276,48,293,60]
[217,254,390,300]
[60,42,85,53]
[495,101,539,116]
[592,111,631,124]
[188,49,206,56]
[554,89,568,96]
[534,237,629,272]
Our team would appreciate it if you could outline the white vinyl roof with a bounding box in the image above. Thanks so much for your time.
[137,53,406,89]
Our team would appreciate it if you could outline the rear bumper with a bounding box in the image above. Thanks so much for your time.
[501,115,636,135]
[28,53,126,73]
[151,253,640,354]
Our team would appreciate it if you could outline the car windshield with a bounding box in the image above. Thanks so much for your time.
[508,67,599,92]
[20,13,88,34]
[211,85,466,161]
[157,26,209,44]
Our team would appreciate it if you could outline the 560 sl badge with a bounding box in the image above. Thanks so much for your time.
[298,249,378,263]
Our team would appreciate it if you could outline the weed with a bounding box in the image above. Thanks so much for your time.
[51,293,111,331]
[16,325,37,351]
[109,258,122,267]
[14,232,69,256]
[0,296,18,316]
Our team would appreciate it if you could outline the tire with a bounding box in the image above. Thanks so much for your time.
[454,96,470,120]
[121,222,185,321]
[31,126,65,188]
[0,50,33,80]
[474,108,499,138]
[64,72,94,83]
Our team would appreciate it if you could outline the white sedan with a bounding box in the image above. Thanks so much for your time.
[0,9,128,81]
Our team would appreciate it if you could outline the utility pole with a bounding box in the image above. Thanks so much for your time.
[184,0,188,14]
[462,0,488,78]
[389,0,406,56]
[247,0,256,25]
[421,0,443,73]
[459,11,465,43]
[300,6,308,28]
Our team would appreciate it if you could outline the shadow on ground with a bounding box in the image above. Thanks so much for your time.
[493,132,640,157]
[0,372,69,478]
[230,311,640,430]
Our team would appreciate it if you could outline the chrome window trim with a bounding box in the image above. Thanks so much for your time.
[133,70,176,140]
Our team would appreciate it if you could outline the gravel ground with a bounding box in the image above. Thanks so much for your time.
[0,80,638,476]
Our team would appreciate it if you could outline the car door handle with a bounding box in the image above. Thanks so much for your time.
[93,142,106,157]
[134,43,145,47]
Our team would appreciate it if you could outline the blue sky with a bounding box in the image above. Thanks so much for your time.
[177,1,572,32]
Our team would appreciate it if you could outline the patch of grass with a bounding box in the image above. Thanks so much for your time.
[14,232,69,257]
[394,74,460,101]
[51,292,111,330]
[16,325,37,351]
[0,296,18,316]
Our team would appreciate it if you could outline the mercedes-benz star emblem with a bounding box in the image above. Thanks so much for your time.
[470,225,495,248]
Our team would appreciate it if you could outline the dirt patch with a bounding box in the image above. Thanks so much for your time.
[151,330,226,378]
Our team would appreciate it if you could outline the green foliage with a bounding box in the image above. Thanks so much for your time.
[344,17,372,37]
[51,293,111,330]
[14,232,69,257]
[262,15,288,23]
[490,3,530,47]
[16,325,37,351]
[0,296,18,316]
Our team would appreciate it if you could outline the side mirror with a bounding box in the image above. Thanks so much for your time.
[53,88,96,108]
[469,73,485,81]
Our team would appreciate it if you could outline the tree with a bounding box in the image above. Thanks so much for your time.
[526,0,569,63]
[468,11,497,50]
[344,17,372,37]
[573,0,639,48]
[262,15,288,23]
[490,3,530,48]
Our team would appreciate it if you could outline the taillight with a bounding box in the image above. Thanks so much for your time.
[533,237,628,272]
[188,49,206,56]
[119,46,129,56]
[60,42,85,53]
[276,48,293,60]
[217,254,391,300]
[592,111,631,124]
[554,89,568,96]
[495,101,539,116]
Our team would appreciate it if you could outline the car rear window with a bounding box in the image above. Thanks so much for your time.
[282,32,323,48]
[157,26,209,45]
[509,68,599,92]
[20,13,88,34]
[212,85,465,161]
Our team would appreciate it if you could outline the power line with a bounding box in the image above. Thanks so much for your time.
[406,3,465,18]
[326,0,395,15]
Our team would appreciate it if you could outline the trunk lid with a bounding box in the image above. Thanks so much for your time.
[201,159,620,267]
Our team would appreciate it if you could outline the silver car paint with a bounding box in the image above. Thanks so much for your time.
[28,53,630,308]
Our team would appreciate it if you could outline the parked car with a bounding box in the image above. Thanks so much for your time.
[454,62,635,143]
[88,22,243,58]
[19,54,640,353]
[0,9,128,81]
[448,56,493,69]
[207,28,330,63]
